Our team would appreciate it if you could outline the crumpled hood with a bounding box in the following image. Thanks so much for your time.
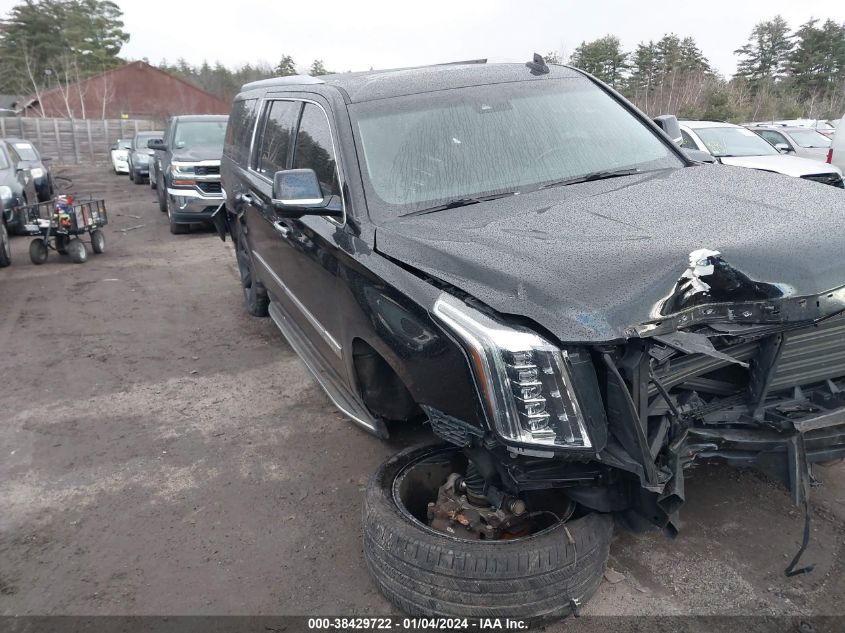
[375,165,845,342]
[720,153,842,177]
[171,145,222,162]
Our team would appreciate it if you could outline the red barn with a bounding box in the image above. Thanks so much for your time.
[24,61,230,119]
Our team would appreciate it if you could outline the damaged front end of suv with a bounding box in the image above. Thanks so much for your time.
[417,247,845,562]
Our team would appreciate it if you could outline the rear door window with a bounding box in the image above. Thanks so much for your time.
[224,99,259,164]
[255,100,301,178]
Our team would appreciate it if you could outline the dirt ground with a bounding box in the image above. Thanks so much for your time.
[0,165,843,626]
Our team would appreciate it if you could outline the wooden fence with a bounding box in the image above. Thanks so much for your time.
[0,117,163,164]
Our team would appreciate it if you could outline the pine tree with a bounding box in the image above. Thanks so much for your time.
[734,15,793,83]
[276,55,297,77]
[568,35,628,87]
[309,60,329,76]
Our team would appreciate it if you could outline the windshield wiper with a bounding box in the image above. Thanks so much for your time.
[399,191,519,218]
[541,168,642,190]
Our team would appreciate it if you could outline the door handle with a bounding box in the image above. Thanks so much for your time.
[273,221,291,238]
[237,192,254,206]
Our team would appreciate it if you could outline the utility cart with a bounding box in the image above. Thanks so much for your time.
[22,195,108,265]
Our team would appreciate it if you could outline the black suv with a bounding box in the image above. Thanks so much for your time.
[220,59,845,622]
[148,115,228,234]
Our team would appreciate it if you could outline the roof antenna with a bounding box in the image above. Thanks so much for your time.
[526,53,550,75]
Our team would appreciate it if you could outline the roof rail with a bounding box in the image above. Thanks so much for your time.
[241,75,325,92]
[435,58,488,66]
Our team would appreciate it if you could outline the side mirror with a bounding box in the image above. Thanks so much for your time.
[653,114,682,144]
[775,143,793,154]
[271,169,342,218]
[147,139,168,151]
[682,148,717,164]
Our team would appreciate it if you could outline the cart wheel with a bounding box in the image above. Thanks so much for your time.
[29,239,48,265]
[55,234,69,255]
[67,238,87,264]
[91,229,106,254]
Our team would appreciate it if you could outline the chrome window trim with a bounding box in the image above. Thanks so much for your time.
[252,249,343,358]
[248,96,347,228]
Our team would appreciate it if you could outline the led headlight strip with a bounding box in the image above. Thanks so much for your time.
[433,293,591,449]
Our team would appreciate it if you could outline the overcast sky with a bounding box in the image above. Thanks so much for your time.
[2,0,844,77]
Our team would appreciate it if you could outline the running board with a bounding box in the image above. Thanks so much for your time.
[268,301,389,439]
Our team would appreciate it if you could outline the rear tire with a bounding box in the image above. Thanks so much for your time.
[29,239,48,265]
[67,238,87,263]
[234,220,269,317]
[133,169,144,185]
[363,444,612,625]
[0,221,11,267]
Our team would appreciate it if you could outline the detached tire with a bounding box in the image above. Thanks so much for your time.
[363,444,612,625]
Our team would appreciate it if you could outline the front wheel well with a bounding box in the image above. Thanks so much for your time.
[352,339,422,423]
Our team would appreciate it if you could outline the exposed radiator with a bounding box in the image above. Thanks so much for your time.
[650,314,845,397]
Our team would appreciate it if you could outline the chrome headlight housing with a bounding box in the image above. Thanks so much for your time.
[0,185,12,201]
[30,167,44,179]
[433,293,591,450]
[170,162,195,176]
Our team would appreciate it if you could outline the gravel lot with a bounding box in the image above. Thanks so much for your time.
[0,166,843,626]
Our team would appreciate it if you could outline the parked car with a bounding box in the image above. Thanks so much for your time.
[127,131,163,184]
[219,60,845,622]
[0,140,38,235]
[680,121,844,187]
[3,138,53,201]
[828,114,845,173]
[110,139,132,174]
[750,118,839,138]
[148,115,228,234]
[748,124,832,161]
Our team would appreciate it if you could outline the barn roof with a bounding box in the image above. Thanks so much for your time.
[25,61,230,119]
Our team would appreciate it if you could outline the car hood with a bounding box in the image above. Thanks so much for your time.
[375,165,845,342]
[172,146,222,162]
[720,153,842,177]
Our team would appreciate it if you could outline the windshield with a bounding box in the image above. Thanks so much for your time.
[788,129,831,148]
[12,142,38,161]
[134,133,160,149]
[174,120,227,150]
[694,127,779,157]
[117,140,132,150]
[350,77,683,220]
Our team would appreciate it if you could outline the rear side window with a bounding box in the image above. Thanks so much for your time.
[256,100,300,178]
[12,142,38,161]
[224,99,258,163]
[292,103,341,199]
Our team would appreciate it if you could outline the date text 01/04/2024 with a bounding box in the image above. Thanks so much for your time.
[306,617,529,630]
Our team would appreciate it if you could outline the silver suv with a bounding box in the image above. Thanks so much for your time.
[749,124,832,162]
